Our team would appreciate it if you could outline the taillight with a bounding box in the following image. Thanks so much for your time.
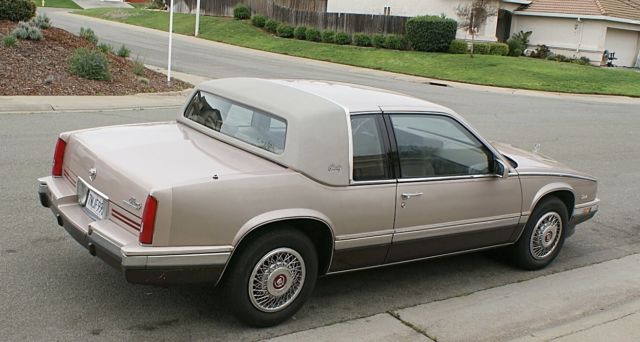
[52,138,67,177]
[139,195,158,244]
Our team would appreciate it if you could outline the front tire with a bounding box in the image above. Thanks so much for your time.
[512,197,568,270]
[223,228,318,327]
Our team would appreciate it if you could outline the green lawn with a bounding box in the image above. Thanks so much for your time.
[76,8,640,97]
[35,0,81,9]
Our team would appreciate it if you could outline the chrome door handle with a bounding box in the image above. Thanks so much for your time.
[401,192,423,200]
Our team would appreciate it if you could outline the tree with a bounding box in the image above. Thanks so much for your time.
[456,0,497,56]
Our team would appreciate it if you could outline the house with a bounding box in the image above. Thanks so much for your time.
[326,0,640,67]
[512,0,640,67]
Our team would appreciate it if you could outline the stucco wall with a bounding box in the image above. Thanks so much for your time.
[326,0,501,41]
[511,15,640,66]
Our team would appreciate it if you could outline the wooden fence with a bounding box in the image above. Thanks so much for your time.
[174,0,409,35]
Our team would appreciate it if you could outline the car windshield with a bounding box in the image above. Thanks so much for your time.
[184,91,287,154]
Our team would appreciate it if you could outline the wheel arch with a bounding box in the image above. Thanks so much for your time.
[221,210,336,282]
[529,183,575,218]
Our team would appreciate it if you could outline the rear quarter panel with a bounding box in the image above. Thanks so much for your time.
[166,172,396,247]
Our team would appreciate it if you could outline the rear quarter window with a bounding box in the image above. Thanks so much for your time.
[184,91,287,154]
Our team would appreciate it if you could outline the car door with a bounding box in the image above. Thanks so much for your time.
[329,113,398,272]
[385,112,522,263]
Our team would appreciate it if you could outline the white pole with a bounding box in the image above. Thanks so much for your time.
[195,0,201,37]
[167,0,174,84]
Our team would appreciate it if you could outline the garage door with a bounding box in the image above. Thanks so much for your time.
[604,28,640,67]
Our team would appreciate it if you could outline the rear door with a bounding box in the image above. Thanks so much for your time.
[385,112,522,263]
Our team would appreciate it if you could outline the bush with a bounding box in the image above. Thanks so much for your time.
[573,56,591,66]
[551,54,569,62]
[384,34,407,50]
[69,48,111,81]
[533,44,551,59]
[30,13,51,29]
[251,14,266,28]
[97,43,112,54]
[353,33,371,47]
[294,26,307,40]
[473,42,490,54]
[507,30,531,56]
[264,19,278,33]
[305,28,321,42]
[334,32,351,45]
[321,30,335,43]
[117,44,130,58]
[3,34,17,47]
[12,22,43,41]
[276,24,294,38]
[507,38,524,57]
[489,42,509,56]
[449,39,468,54]
[406,15,457,52]
[79,27,98,45]
[233,4,251,20]
[133,58,145,76]
[0,0,36,22]
[372,34,385,48]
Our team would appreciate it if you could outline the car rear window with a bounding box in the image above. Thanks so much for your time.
[184,91,287,154]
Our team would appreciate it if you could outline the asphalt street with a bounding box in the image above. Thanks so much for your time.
[1,9,639,341]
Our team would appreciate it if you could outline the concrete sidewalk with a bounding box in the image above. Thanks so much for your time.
[267,254,640,342]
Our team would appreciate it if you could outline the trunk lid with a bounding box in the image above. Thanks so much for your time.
[62,121,286,221]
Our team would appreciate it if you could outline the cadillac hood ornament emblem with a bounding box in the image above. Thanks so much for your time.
[89,167,97,181]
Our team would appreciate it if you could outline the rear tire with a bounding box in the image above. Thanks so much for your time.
[223,228,318,327]
[511,197,568,270]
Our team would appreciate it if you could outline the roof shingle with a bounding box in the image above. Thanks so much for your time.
[517,0,640,21]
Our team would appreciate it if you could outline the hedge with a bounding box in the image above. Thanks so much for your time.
[321,30,335,43]
[233,5,250,20]
[251,14,266,28]
[406,15,457,52]
[353,33,371,47]
[449,40,468,54]
[384,34,407,50]
[306,28,321,42]
[294,26,306,40]
[372,34,385,48]
[335,32,352,45]
[0,0,36,22]
[264,19,278,33]
[276,24,294,38]
[489,42,509,56]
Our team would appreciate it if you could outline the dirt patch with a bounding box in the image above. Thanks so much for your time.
[0,21,190,96]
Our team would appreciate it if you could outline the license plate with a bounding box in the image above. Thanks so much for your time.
[85,190,107,219]
[77,178,108,220]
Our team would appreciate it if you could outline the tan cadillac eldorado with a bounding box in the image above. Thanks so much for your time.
[38,78,599,326]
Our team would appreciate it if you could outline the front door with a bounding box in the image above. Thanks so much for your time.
[386,113,522,263]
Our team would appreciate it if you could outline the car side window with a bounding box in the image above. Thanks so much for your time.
[184,91,287,154]
[390,114,493,178]
[351,115,391,181]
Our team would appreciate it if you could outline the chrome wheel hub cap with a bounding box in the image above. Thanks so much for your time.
[530,212,563,260]
[249,248,305,313]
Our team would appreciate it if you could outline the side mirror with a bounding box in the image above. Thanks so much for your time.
[494,159,509,178]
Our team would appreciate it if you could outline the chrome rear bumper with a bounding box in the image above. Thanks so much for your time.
[38,176,231,286]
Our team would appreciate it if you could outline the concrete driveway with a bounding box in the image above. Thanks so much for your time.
[1,9,639,341]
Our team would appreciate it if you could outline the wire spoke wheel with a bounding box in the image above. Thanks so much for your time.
[249,248,306,313]
[529,212,563,260]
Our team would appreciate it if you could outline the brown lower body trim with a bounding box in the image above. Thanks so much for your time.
[385,225,518,264]
[329,244,390,272]
[124,266,225,286]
